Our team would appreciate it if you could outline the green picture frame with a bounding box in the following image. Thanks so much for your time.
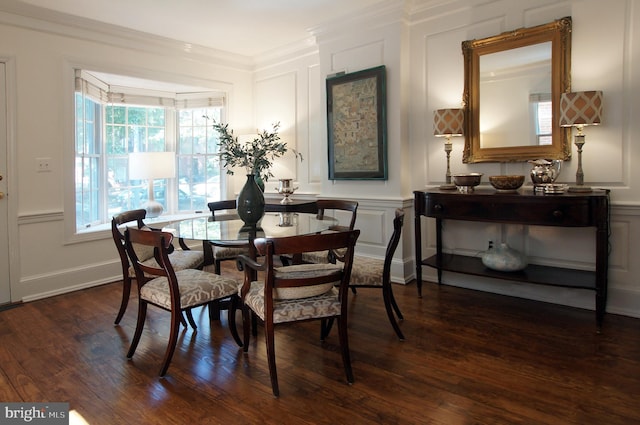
[326,65,387,180]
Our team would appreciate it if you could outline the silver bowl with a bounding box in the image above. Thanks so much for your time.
[453,173,483,193]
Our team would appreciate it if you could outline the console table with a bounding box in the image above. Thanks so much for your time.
[414,188,610,329]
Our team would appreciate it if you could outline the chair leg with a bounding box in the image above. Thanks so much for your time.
[114,276,132,325]
[214,259,221,275]
[227,295,243,347]
[208,299,222,321]
[383,284,405,340]
[251,312,258,337]
[242,306,251,353]
[337,315,354,385]
[264,319,279,397]
[159,309,182,377]
[320,318,335,341]
[127,301,147,358]
[389,285,404,321]
[185,309,197,330]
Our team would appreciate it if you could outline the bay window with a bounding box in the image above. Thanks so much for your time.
[74,70,224,231]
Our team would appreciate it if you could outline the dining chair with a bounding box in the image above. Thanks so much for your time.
[234,229,360,397]
[111,209,204,327]
[205,200,251,275]
[300,199,358,264]
[124,227,242,376]
[322,209,406,340]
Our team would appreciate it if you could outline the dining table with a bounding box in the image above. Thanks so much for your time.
[161,209,338,264]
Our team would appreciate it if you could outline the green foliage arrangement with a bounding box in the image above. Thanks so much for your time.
[212,121,302,182]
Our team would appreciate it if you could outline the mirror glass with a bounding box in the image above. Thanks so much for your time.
[462,17,572,163]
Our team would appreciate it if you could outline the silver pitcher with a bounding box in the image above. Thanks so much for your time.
[529,159,562,191]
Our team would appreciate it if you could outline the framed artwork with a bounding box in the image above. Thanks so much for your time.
[326,65,387,180]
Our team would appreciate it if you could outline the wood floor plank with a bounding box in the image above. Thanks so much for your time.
[1,263,639,424]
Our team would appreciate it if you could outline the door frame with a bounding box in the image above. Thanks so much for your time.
[1,57,19,305]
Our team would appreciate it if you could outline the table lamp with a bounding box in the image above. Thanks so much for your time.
[129,151,176,217]
[433,108,464,190]
[559,91,603,193]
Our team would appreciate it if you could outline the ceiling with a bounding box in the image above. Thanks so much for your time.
[13,0,392,57]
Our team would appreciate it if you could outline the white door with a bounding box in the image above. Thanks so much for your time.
[0,62,10,304]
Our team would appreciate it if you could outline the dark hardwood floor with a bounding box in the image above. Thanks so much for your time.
[1,263,639,424]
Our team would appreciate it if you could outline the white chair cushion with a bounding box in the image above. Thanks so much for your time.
[272,263,342,300]
[349,255,384,286]
[131,242,155,263]
[241,281,342,324]
[213,245,250,260]
[126,225,156,262]
[301,248,348,264]
[301,250,331,264]
[128,250,204,278]
[140,269,238,309]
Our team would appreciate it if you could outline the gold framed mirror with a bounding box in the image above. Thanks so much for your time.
[462,17,572,163]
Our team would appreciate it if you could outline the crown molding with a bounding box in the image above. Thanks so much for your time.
[0,0,254,71]
[310,0,408,44]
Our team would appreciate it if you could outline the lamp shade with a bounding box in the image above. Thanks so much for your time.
[129,151,176,180]
[559,91,603,127]
[433,109,464,136]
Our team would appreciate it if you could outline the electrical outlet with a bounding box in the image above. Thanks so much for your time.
[36,157,52,173]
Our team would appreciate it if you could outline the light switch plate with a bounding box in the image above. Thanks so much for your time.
[36,157,52,172]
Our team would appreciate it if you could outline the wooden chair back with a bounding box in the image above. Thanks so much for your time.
[316,199,358,231]
[207,200,238,220]
[111,209,147,267]
[125,227,176,283]
[110,209,148,324]
[254,229,360,300]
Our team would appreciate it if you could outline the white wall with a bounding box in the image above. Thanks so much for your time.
[2,0,640,320]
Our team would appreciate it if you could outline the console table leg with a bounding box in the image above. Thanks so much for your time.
[415,211,423,298]
[436,218,443,285]
[595,193,610,333]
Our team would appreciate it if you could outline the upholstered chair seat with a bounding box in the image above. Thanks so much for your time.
[129,250,203,279]
[141,269,238,310]
[301,248,347,264]
[241,263,344,323]
[349,256,385,286]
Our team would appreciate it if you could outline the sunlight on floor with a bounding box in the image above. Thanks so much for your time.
[70,410,90,425]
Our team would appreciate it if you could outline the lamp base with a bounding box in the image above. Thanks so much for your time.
[568,185,592,193]
[439,183,457,190]
[141,200,164,218]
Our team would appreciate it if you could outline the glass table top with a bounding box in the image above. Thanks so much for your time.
[161,212,338,243]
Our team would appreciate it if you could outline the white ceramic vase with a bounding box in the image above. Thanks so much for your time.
[482,242,527,272]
